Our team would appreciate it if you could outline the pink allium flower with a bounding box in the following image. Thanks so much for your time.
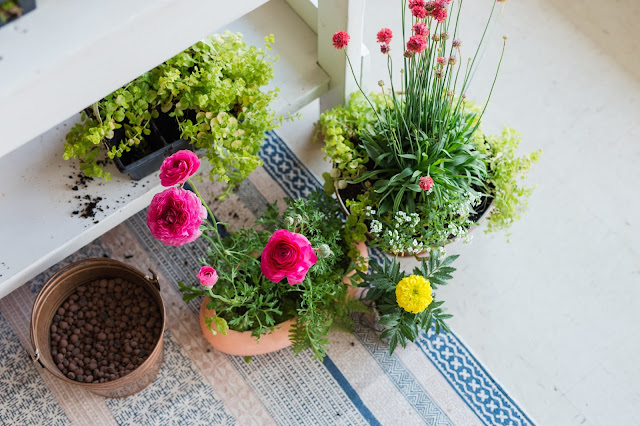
[406,35,428,54]
[198,266,218,287]
[409,0,425,8]
[146,187,207,247]
[432,6,448,22]
[452,39,462,48]
[411,6,428,19]
[159,150,200,187]
[380,43,391,54]
[437,56,446,65]
[376,28,393,44]
[448,55,457,65]
[332,31,350,49]
[419,176,434,192]
[260,229,318,285]
[412,22,429,37]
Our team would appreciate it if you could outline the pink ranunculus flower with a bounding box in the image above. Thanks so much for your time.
[419,176,434,192]
[260,229,318,285]
[198,266,218,287]
[146,187,207,247]
[159,150,200,187]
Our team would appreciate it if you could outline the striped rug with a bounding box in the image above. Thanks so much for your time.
[0,133,533,425]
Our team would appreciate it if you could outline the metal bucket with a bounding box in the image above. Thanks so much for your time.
[29,258,166,398]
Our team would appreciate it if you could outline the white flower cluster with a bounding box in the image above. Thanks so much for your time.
[369,219,383,235]
[365,206,377,217]
[455,192,481,217]
[393,211,420,228]
[371,211,426,254]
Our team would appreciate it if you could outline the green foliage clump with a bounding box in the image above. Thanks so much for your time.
[64,32,282,199]
[359,252,458,355]
[179,189,366,361]
[314,92,388,183]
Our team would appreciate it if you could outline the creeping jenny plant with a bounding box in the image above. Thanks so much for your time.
[64,32,283,199]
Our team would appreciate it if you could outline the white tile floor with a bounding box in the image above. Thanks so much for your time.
[279,1,640,424]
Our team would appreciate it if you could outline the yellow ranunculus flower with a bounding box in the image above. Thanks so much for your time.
[395,275,433,314]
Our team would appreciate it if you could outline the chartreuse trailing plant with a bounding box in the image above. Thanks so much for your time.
[65,32,284,199]
[480,127,542,234]
[317,0,540,255]
[359,252,458,355]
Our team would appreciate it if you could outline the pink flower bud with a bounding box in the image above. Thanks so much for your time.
[198,266,218,287]
[419,176,434,192]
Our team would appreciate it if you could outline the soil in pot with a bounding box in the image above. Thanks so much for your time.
[49,277,162,384]
[152,109,196,144]
[112,130,166,166]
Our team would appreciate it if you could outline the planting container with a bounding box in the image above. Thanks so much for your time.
[106,117,191,181]
[29,258,166,398]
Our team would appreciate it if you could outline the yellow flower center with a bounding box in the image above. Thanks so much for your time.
[395,275,433,314]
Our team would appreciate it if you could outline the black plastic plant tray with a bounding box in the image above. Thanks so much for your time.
[106,120,192,181]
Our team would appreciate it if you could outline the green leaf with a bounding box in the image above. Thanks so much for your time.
[214,316,229,335]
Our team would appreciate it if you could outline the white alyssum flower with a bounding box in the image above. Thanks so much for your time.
[369,220,382,235]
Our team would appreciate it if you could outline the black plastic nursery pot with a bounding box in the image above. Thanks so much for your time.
[0,0,36,28]
[105,114,192,181]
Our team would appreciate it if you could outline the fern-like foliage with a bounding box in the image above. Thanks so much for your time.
[179,189,366,361]
[360,252,458,354]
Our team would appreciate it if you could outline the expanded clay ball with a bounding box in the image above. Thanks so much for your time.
[49,277,162,384]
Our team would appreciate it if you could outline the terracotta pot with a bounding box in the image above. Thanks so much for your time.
[199,241,369,355]
[345,240,369,299]
[199,299,295,356]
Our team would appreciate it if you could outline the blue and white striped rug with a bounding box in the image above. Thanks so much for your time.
[0,132,533,425]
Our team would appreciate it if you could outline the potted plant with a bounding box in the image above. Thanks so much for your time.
[357,252,459,354]
[64,32,284,199]
[145,150,368,360]
[0,0,36,27]
[315,0,541,256]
